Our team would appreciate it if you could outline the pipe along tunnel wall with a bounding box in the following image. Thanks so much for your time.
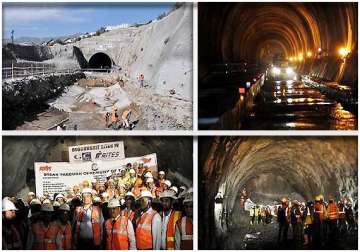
[199,136,357,249]
[199,3,357,87]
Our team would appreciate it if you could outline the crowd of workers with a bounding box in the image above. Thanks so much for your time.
[248,194,357,248]
[2,164,193,250]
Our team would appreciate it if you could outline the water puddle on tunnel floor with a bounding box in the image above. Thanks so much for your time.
[241,79,357,130]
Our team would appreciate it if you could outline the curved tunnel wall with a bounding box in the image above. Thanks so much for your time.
[199,136,357,248]
[199,3,357,86]
[88,52,113,69]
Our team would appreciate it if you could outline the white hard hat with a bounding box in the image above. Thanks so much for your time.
[59,204,70,211]
[28,192,36,197]
[55,194,65,200]
[139,161,144,165]
[164,180,172,187]
[129,169,136,174]
[82,188,93,195]
[159,171,165,175]
[170,186,178,194]
[30,198,41,206]
[159,190,177,200]
[41,203,54,212]
[102,192,109,198]
[53,201,61,207]
[146,177,154,184]
[144,172,153,178]
[91,178,97,183]
[183,194,193,204]
[138,190,154,200]
[120,199,125,206]
[125,192,135,199]
[93,196,102,203]
[2,198,18,212]
[108,198,121,208]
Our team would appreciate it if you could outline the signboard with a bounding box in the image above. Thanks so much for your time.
[68,141,125,163]
[35,153,157,198]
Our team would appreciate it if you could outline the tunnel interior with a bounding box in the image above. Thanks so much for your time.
[199,3,358,86]
[88,52,113,69]
[199,136,358,249]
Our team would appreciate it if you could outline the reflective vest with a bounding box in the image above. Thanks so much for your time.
[105,215,129,250]
[58,222,72,250]
[74,206,102,246]
[31,221,60,250]
[178,217,193,250]
[3,224,23,250]
[338,205,346,219]
[122,209,136,222]
[136,208,158,249]
[165,210,182,250]
[314,203,324,221]
[327,202,339,220]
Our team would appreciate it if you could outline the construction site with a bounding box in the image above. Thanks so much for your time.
[2,3,193,130]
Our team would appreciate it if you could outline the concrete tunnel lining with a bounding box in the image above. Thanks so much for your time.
[201,136,358,242]
[88,52,113,69]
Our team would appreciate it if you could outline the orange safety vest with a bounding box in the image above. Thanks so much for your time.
[314,203,324,221]
[165,210,182,250]
[73,206,102,246]
[31,221,60,250]
[177,216,193,250]
[327,202,339,220]
[3,224,23,250]
[139,74,144,81]
[122,209,136,222]
[58,222,72,250]
[105,215,129,250]
[111,111,119,123]
[136,208,158,250]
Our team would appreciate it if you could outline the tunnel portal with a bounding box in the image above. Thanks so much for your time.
[88,52,112,69]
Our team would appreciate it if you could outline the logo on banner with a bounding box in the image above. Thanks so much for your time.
[91,163,99,171]
[39,165,52,172]
[82,152,92,161]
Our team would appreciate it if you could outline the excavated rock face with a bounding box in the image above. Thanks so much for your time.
[199,136,357,248]
[2,72,85,129]
[199,3,357,86]
[2,136,193,197]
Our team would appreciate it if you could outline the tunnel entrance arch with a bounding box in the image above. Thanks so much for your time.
[88,52,113,69]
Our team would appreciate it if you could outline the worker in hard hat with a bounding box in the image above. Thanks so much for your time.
[27,192,36,205]
[123,192,136,224]
[163,180,172,191]
[128,169,137,186]
[170,186,179,196]
[73,188,104,249]
[29,198,42,224]
[327,195,339,241]
[105,198,136,250]
[3,197,23,250]
[117,169,129,189]
[111,107,119,130]
[145,177,157,197]
[157,171,166,186]
[121,108,132,129]
[175,193,193,250]
[313,195,325,247]
[55,193,66,205]
[26,203,61,249]
[159,190,182,250]
[57,204,72,249]
[135,190,161,250]
[277,197,290,245]
[106,178,116,199]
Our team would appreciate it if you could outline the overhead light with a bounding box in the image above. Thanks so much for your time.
[272,67,281,75]
[339,47,350,58]
[307,51,312,57]
[286,67,294,75]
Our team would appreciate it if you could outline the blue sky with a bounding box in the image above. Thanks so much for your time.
[3,3,173,39]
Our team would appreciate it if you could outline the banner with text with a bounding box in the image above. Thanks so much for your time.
[68,141,125,163]
[35,153,157,198]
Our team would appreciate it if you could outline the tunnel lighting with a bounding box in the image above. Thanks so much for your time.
[298,53,304,61]
[272,67,281,75]
[286,67,294,75]
[307,51,312,57]
[318,48,322,52]
[289,57,294,62]
[339,47,350,58]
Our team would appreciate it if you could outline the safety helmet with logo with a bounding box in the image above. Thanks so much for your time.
[55,194,65,200]
[82,188,93,195]
[170,186,178,194]
[137,190,154,200]
[108,198,121,208]
[30,198,41,206]
[144,172,153,178]
[2,198,18,212]
[164,180,172,187]
[41,203,54,212]
[146,177,154,184]
[158,171,165,175]
[125,191,135,199]
[183,194,193,204]
[59,204,70,211]
[159,190,177,200]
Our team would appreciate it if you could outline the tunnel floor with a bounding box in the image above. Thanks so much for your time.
[241,79,357,130]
